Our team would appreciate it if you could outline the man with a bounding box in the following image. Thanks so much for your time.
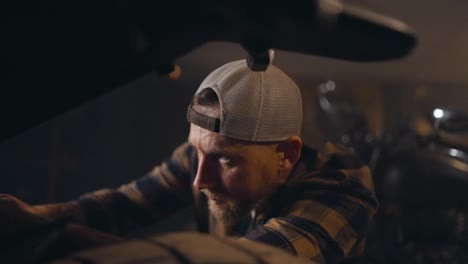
[1,60,377,263]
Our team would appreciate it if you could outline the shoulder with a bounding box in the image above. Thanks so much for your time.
[285,142,376,207]
[295,141,365,175]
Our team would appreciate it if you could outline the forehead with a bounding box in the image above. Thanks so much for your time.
[188,123,244,152]
[188,123,278,158]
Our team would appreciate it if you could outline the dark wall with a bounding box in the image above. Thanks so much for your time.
[0,71,199,204]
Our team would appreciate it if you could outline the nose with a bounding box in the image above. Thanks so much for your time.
[193,157,218,190]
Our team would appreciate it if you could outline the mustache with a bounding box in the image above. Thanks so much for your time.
[200,189,229,201]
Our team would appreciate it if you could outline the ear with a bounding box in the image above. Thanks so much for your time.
[276,136,302,184]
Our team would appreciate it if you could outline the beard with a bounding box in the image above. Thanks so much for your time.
[200,181,280,237]
[200,189,250,236]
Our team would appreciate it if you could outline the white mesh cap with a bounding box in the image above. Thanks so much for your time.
[188,59,302,142]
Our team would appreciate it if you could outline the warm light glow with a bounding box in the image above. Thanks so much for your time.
[167,64,182,80]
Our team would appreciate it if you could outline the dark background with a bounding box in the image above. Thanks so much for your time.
[2,1,468,263]
[1,0,468,206]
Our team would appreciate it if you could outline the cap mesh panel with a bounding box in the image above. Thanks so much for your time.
[194,60,302,142]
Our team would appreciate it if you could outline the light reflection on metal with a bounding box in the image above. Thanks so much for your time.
[449,148,460,157]
[319,81,336,94]
[319,97,331,111]
[447,147,468,162]
[319,84,328,93]
[269,49,275,64]
[426,144,468,181]
[433,108,444,119]
[325,80,336,91]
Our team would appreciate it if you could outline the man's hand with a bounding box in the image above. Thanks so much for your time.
[0,194,49,239]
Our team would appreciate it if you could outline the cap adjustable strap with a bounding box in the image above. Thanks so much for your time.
[187,105,221,133]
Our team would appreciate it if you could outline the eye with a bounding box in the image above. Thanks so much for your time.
[218,155,232,164]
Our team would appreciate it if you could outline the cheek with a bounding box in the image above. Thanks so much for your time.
[219,168,244,192]
[220,165,271,202]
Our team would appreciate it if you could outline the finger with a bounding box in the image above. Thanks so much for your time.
[0,194,38,214]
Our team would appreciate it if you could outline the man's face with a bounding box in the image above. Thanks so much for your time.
[188,105,283,228]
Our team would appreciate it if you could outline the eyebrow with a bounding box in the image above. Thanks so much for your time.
[187,135,242,157]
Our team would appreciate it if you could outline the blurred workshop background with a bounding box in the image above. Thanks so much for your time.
[2,0,468,263]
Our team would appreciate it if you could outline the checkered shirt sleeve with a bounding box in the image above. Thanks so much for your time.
[74,142,194,234]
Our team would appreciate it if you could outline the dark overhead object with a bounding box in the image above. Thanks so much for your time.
[225,0,416,62]
[1,0,416,142]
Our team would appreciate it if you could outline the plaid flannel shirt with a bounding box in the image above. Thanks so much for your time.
[73,141,378,263]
